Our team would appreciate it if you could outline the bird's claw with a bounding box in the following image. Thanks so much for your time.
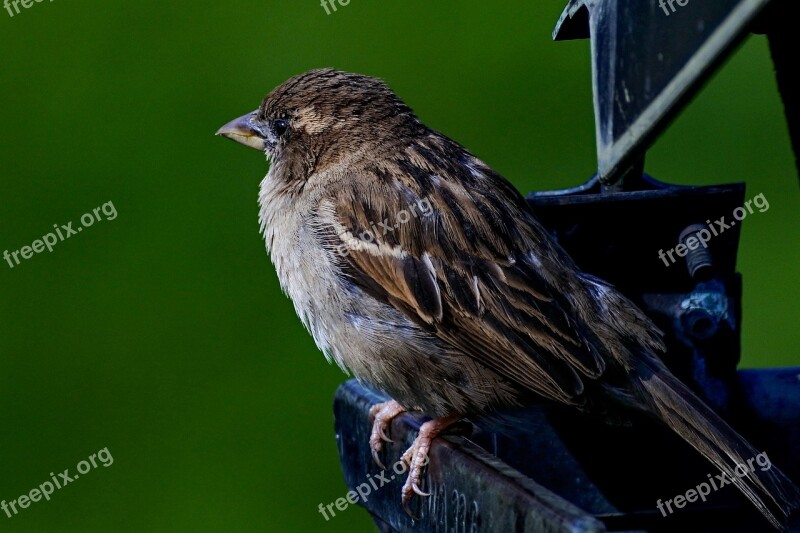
[371,449,386,470]
[368,400,406,469]
[399,435,432,515]
[412,482,430,497]
[379,425,393,443]
[397,415,461,516]
[369,407,460,517]
[400,467,430,518]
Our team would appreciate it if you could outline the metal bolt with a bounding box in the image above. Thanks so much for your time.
[679,224,714,281]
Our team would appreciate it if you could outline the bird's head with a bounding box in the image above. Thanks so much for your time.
[216,69,422,178]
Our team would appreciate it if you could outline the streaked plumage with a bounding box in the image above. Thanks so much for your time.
[218,69,799,528]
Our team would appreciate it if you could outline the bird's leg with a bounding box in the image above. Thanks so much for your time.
[400,415,461,515]
[369,400,406,469]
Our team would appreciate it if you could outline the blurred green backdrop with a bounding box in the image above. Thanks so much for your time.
[0,1,797,531]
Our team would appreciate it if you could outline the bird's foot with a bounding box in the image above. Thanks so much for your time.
[369,400,406,469]
[400,415,460,516]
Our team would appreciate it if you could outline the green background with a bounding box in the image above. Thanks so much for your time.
[0,1,797,531]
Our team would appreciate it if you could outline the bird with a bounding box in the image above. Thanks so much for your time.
[217,68,800,529]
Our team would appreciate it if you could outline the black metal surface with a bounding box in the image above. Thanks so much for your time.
[335,368,800,532]
[553,0,774,184]
[526,175,744,293]
[758,0,800,180]
[526,175,746,414]
[334,381,606,533]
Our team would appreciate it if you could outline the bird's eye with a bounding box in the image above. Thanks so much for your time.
[273,119,290,137]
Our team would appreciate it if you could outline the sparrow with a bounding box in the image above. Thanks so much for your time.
[218,68,799,528]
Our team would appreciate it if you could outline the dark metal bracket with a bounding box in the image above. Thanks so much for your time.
[527,175,745,415]
[335,368,799,532]
[553,0,798,185]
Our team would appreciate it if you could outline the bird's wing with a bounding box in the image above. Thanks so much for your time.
[317,135,613,405]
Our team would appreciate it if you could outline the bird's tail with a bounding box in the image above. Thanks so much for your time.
[631,356,800,530]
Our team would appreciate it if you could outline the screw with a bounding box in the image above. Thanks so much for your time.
[679,224,714,281]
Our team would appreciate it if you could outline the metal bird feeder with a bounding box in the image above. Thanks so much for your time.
[335,1,800,531]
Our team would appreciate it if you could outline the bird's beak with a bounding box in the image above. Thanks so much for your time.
[216,111,266,151]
